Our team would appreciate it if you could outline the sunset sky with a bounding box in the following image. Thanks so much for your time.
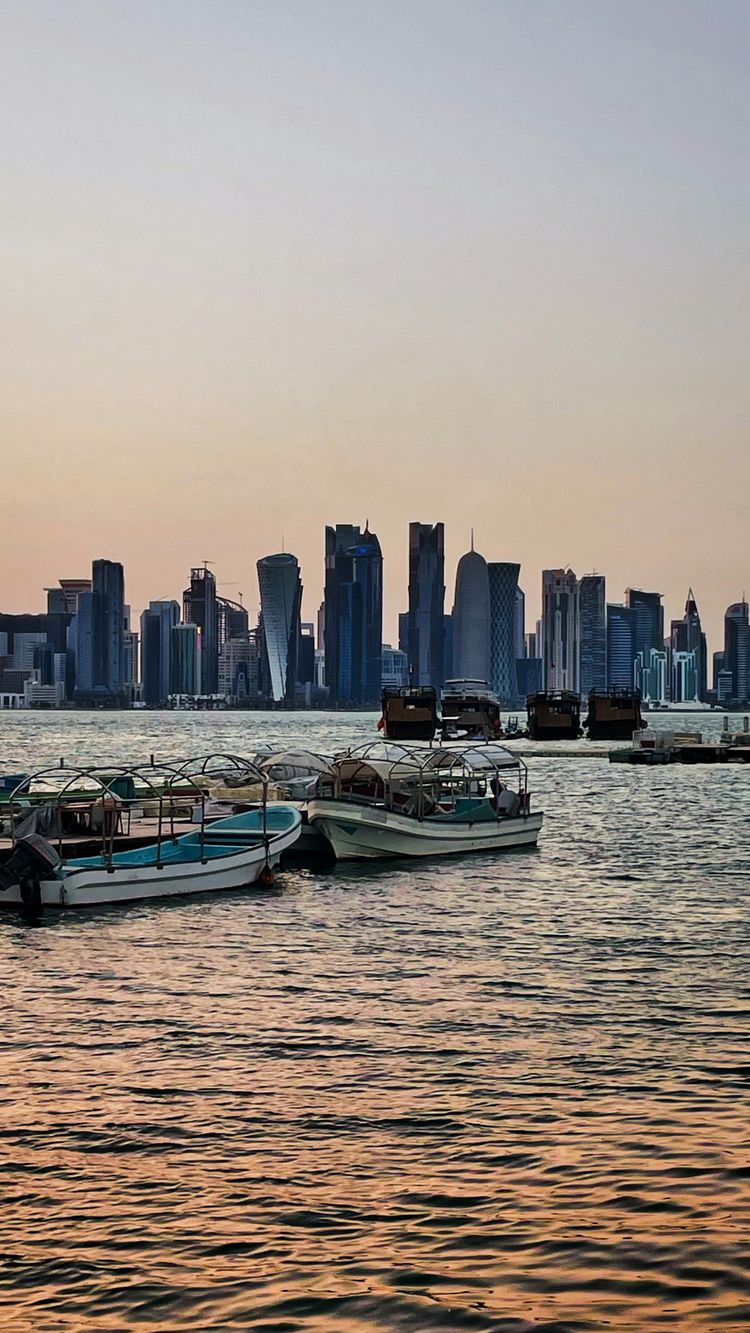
[1,0,747,649]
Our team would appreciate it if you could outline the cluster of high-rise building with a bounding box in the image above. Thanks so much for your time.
[0,525,746,709]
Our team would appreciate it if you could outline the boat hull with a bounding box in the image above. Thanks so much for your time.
[0,823,301,909]
[307,800,543,861]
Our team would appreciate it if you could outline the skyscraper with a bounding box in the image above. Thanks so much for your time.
[183,566,218,694]
[452,542,490,684]
[669,589,707,702]
[487,561,520,705]
[542,569,579,693]
[407,522,445,688]
[635,647,668,705]
[625,589,664,665]
[324,524,383,707]
[257,552,303,704]
[578,574,606,695]
[74,559,126,705]
[171,623,201,696]
[217,596,249,650]
[514,587,525,663]
[218,632,259,703]
[46,578,91,616]
[606,603,637,688]
[140,600,180,706]
[723,600,749,704]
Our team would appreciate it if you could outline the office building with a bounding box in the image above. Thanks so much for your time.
[324,524,383,707]
[257,552,303,704]
[606,603,637,689]
[452,542,490,684]
[635,647,668,705]
[516,656,543,699]
[171,623,201,696]
[217,596,249,650]
[140,600,180,705]
[46,578,92,616]
[218,632,260,703]
[407,522,445,688]
[299,623,315,687]
[443,614,453,681]
[578,574,606,695]
[74,559,126,705]
[183,566,218,694]
[722,600,749,704]
[669,589,707,702]
[542,569,579,693]
[625,589,664,664]
[514,587,525,662]
[487,561,521,706]
[382,644,409,688]
[671,650,699,704]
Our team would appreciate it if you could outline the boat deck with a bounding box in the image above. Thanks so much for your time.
[0,816,197,863]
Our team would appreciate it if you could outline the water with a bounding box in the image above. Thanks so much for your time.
[1,711,749,1331]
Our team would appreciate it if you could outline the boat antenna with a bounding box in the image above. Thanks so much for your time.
[470,528,474,552]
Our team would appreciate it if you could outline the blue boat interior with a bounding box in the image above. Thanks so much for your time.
[63,806,300,871]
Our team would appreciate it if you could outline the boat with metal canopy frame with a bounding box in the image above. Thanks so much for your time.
[0,753,301,910]
[307,741,542,860]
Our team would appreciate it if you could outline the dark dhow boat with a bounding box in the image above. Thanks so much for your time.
[380,687,439,741]
[441,680,502,740]
[585,688,643,741]
[526,691,582,740]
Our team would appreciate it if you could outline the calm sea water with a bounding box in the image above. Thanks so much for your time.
[0,710,749,1332]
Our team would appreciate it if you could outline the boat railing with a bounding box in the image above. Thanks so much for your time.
[170,753,270,867]
[6,761,203,870]
[5,752,272,873]
[330,743,530,823]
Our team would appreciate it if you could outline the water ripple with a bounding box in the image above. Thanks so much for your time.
[0,709,748,1329]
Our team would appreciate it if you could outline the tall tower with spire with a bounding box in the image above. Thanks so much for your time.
[452,538,490,684]
[669,589,707,702]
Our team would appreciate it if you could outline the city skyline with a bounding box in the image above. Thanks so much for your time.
[1,528,745,667]
[1,2,746,656]
[3,529,746,710]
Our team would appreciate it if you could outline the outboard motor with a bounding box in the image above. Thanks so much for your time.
[0,835,61,912]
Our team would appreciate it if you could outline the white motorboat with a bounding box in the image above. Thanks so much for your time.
[308,742,543,861]
[0,756,302,909]
[0,807,302,909]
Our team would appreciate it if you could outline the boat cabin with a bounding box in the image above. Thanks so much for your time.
[526,691,581,740]
[585,689,643,741]
[441,680,502,740]
[380,687,439,741]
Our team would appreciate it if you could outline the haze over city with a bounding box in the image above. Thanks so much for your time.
[2,0,747,647]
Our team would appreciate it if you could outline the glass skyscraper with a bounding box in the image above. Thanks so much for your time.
[74,559,126,705]
[625,589,664,663]
[140,600,179,706]
[487,561,520,706]
[606,603,637,688]
[257,553,303,704]
[542,569,579,693]
[171,623,201,696]
[183,567,218,694]
[578,574,606,695]
[723,600,749,704]
[407,522,445,689]
[669,589,707,702]
[324,524,383,707]
[452,543,490,685]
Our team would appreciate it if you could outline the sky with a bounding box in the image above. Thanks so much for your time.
[1,0,747,650]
